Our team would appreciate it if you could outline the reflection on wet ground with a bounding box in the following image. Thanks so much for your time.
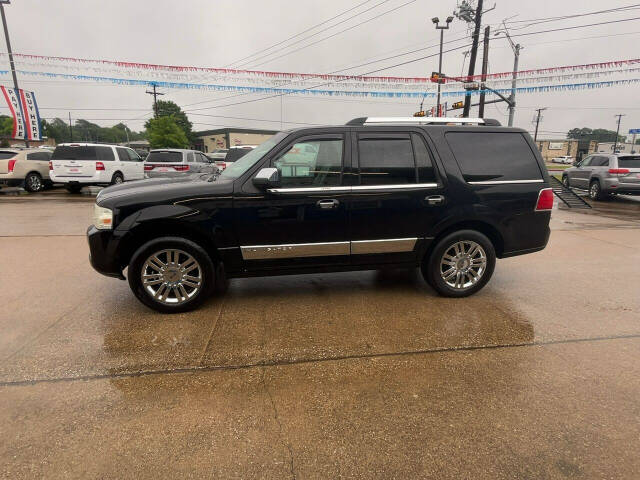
[1,194,640,478]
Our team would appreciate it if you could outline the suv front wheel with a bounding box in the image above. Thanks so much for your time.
[128,237,216,313]
[422,230,496,297]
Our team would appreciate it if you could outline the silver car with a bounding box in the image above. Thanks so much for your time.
[144,149,217,178]
[562,153,640,200]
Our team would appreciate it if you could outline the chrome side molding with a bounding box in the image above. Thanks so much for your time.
[267,183,438,194]
[241,238,419,260]
[468,179,544,185]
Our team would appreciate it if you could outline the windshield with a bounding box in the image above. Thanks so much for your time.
[146,151,183,163]
[219,133,286,180]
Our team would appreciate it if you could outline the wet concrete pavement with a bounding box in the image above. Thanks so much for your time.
[1,193,640,478]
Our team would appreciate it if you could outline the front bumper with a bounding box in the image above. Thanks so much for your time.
[87,225,125,279]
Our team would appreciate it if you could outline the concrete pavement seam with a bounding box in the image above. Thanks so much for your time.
[1,332,640,388]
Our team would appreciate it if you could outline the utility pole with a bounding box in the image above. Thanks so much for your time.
[432,16,453,117]
[478,25,490,118]
[495,21,521,126]
[145,84,164,118]
[533,107,547,142]
[614,114,625,153]
[0,1,28,147]
[68,112,73,142]
[462,0,483,117]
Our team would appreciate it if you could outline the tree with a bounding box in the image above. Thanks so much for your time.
[567,127,626,144]
[41,117,146,144]
[155,100,194,143]
[145,115,189,148]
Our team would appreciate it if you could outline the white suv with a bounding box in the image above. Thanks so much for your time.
[50,143,144,193]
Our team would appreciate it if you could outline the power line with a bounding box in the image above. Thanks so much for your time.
[224,0,375,67]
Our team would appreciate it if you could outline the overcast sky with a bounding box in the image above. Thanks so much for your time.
[2,0,640,139]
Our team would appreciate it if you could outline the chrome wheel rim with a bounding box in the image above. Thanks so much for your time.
[590,183,598,198]
[27,175,41,191]
[440,240,487,290]
[141,249,202,305]
[114,176,123,184]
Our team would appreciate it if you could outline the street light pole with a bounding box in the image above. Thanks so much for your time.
[432,16,453,117]
[0,0,28,147]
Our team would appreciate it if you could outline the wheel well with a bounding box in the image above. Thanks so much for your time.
[118,220,219,268]
[25,170,42,178]
[425,221,504,261]
[113,171,123,178]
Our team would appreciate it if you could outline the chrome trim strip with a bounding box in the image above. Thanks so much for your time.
[351,238,418,254]
[267,183,438,194]
[351,183,438,191]
[468,179,544,185]
[241,241,350,260]
[267,186,351,194]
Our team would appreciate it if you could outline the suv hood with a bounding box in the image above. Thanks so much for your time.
[96,174,233,209]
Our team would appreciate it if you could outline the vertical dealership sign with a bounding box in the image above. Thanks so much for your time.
[0,86,42,141]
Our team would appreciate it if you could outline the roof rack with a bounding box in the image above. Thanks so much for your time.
[346,117,501,126]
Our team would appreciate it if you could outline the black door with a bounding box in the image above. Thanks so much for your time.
[233,132,350,272]
[349,129,446,265]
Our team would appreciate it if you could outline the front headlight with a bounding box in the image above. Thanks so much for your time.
[93,204,113,230]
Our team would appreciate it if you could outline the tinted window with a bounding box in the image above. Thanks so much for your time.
[273,139,343,187]
[96,146,115,161]
[592,156,609,167]
[446,132,542,182]
[145,151,183,163]
[226,148,251,162]
[618,156,640,168]
[411,134,437,183]
[358,137,416,185]
[116,147,129,161]
[27,152,51,161]
[186,152,194,163]
[126,149,141,161]
[52,146,98,160]
[0,151,16,159]
[581,156,593,166]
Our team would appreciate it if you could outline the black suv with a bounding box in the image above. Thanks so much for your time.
[88,117,553,313]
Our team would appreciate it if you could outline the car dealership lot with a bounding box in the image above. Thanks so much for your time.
[1,193,640,478]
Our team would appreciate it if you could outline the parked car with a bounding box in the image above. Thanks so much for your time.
[50,143,144,193]
[562,153,640,200]
[208,149,229,160]
[144,149,217,178]
[551,155,573,164]
[0,148,53,192]
[87,116,552,313]
[215,145,255,170]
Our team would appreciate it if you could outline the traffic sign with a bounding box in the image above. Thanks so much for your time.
[629,129,640,134]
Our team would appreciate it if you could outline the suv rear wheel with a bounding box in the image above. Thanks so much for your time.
[111,172,124,185]
[24,172,43,192]
[589,180,605,200]
[128,237,215,313]
[422,230,496,297]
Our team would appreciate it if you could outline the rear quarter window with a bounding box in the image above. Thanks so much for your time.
[445,132,542,182]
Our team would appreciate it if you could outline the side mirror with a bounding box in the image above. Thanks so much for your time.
[253,167,280,189]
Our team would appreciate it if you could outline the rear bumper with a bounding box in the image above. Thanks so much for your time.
[602,177,640,194]
[87,225,125,279]
[51,171,110,185]
[0,174,22,187]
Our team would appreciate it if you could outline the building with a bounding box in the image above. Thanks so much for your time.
[195,128,278,153]
[7,137,56,148]
[535,139,597,163]
[595,142,638,154]
[125,140,150,152]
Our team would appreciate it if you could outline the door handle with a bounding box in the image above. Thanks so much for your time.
[316,199,339,210]
[425,195,445,206]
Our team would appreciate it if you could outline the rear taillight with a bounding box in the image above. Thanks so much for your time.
[144,164,154,171]
[608,168,630,175]
[174,165,190,172]
[535,188,554,211]
[49,161,53,171]
[7,159,17,172]
[218,162,226,170]
[95,162,105,171]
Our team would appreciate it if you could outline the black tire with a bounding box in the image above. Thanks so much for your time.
[589,180,605,201]
[562,175,570,188]
[421,230,496,298]
[65,184,82,193]
[128,237,215,313]
[24,172,43,192]
[111,172,124,185]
